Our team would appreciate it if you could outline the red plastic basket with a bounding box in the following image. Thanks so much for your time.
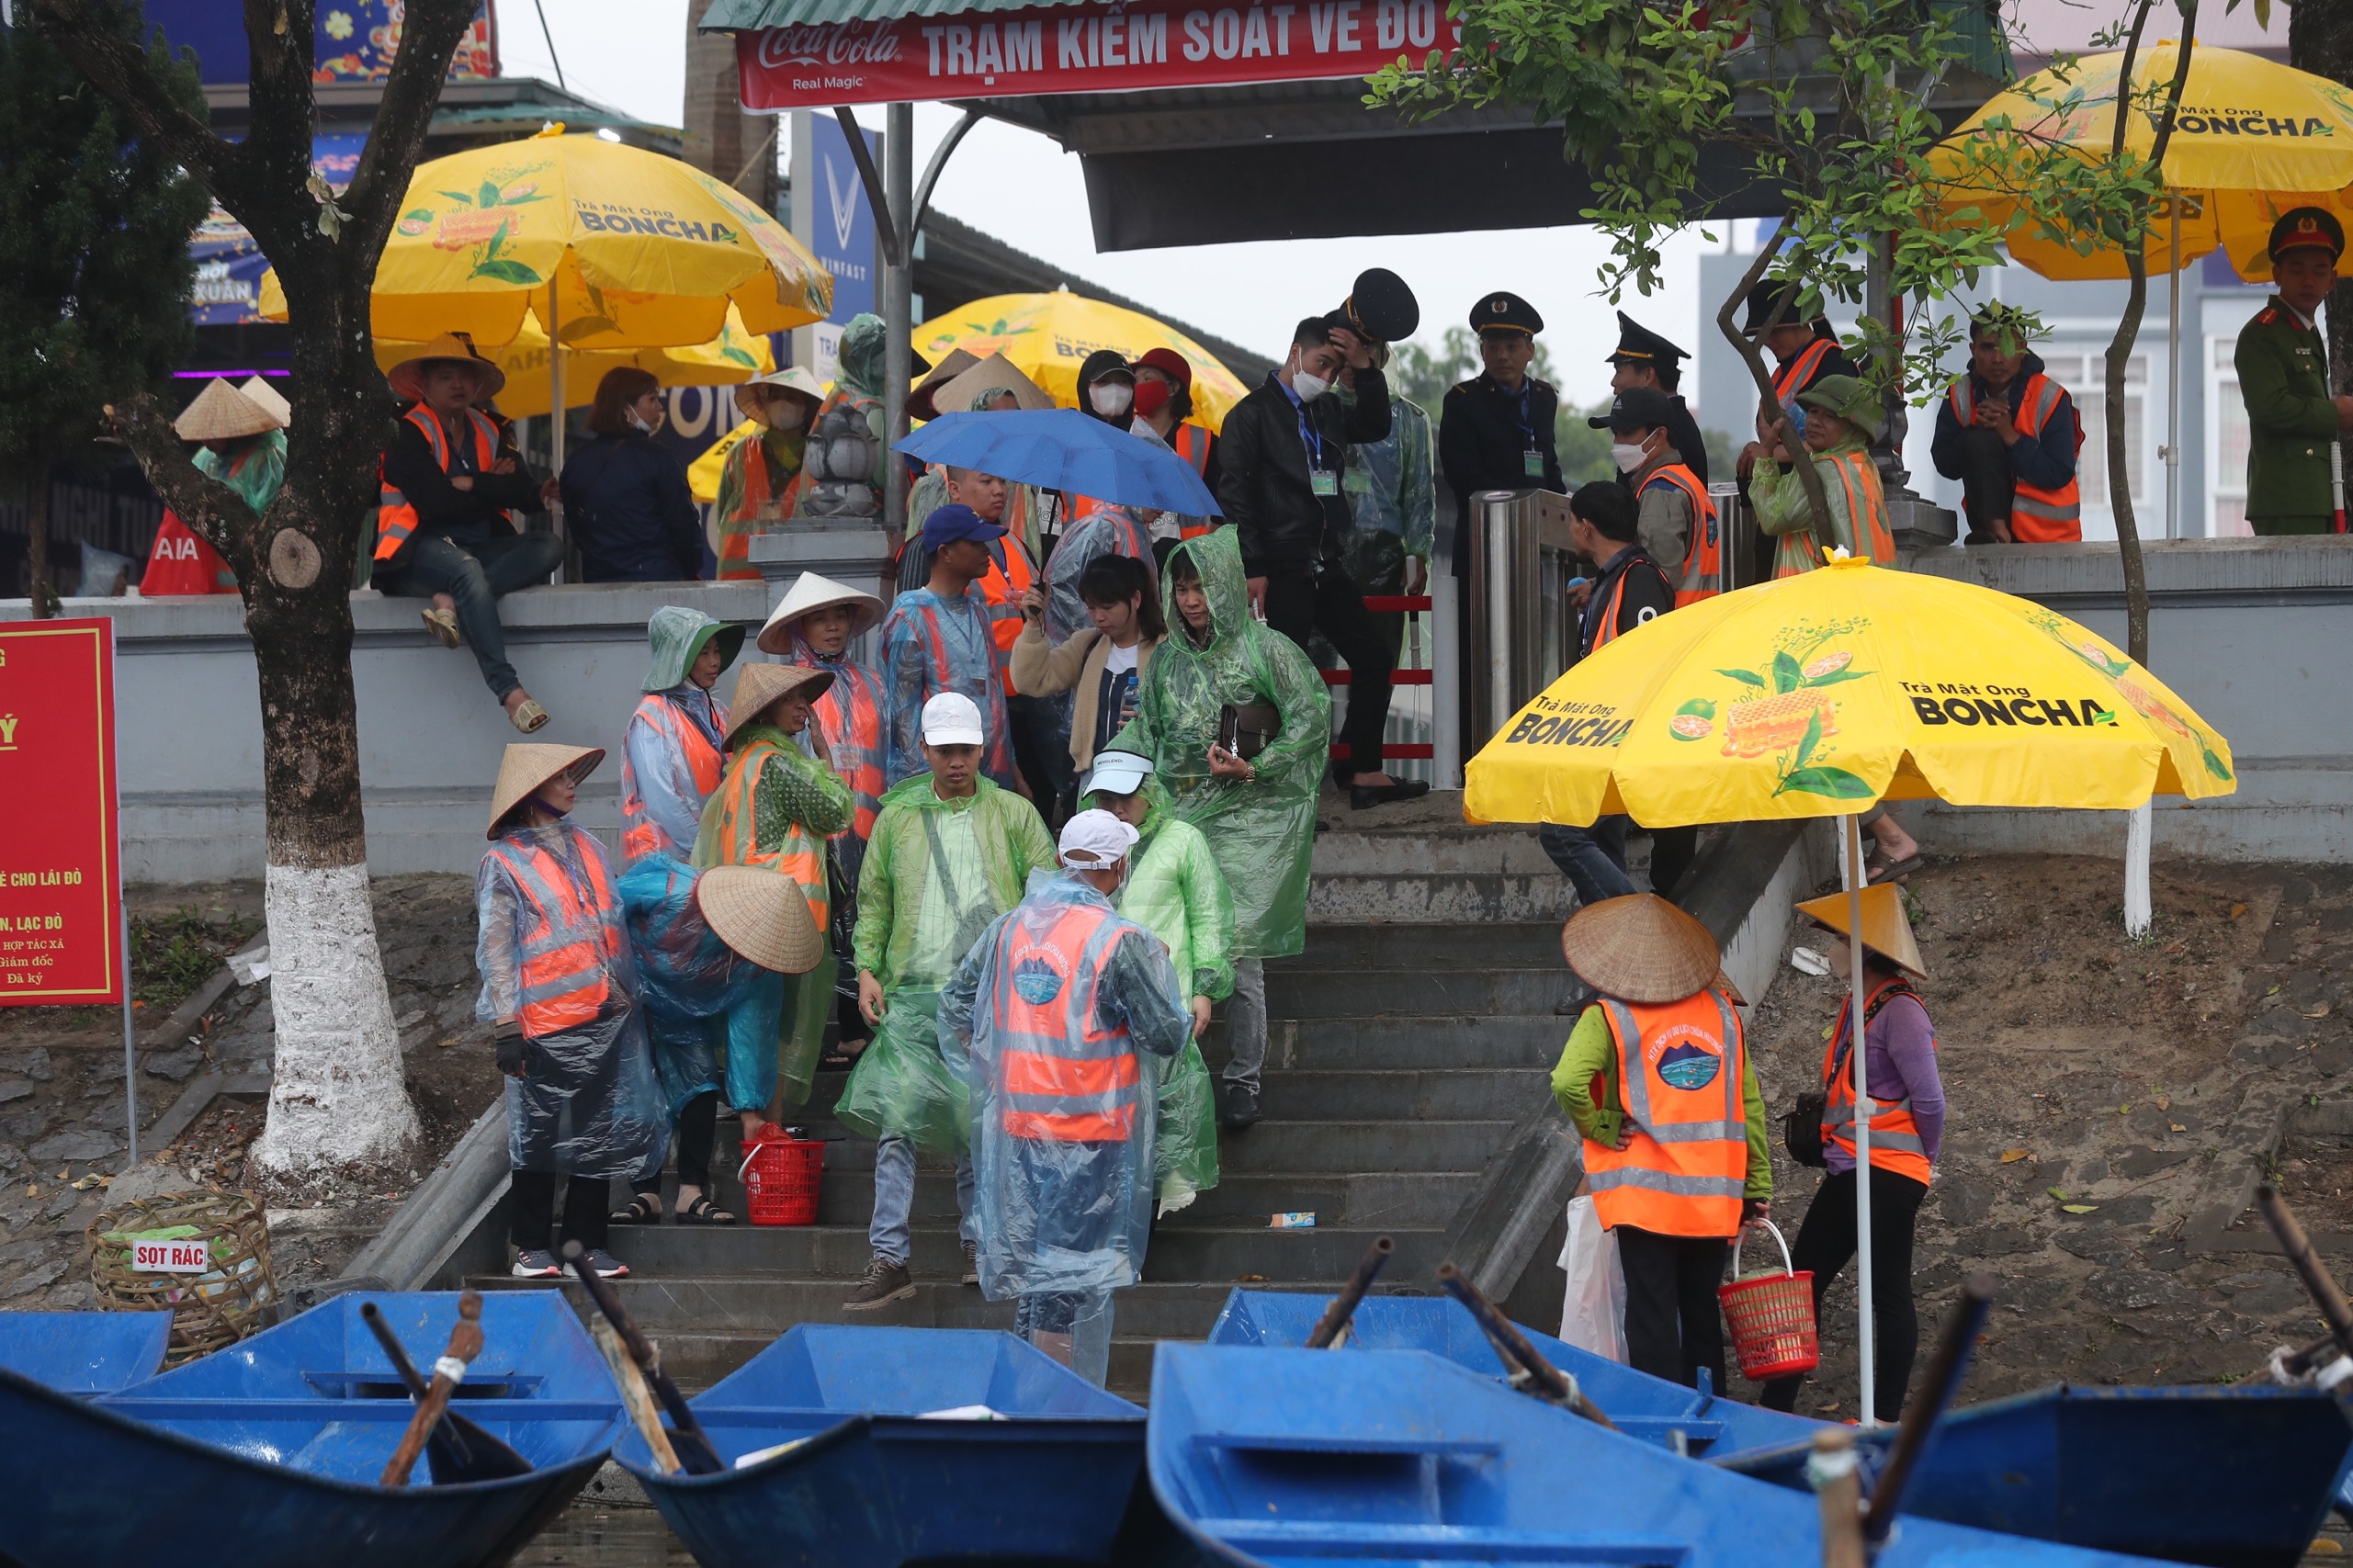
[1717,1221,1818,1381]
[738,1126,824,1226]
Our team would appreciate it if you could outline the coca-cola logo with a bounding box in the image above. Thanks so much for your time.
[755,20,905,68]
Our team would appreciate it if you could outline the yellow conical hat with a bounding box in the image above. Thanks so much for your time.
[1794,882,1927,977]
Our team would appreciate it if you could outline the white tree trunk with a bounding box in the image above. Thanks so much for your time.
[250,861,419,1188]
[2124,802,2154,939]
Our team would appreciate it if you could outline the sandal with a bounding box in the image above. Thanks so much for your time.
[421,606,462,649]
[1866,852,1924,885]
[677,1193,737,1226]
[509,697,549,734]
[608,1192,662,1225]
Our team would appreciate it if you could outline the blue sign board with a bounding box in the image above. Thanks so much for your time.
[807,113,877,327]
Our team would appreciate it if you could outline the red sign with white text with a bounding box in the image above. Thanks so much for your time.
[0,619,123,1007]
[734,0,1460,110]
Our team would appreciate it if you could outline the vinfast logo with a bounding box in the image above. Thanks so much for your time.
[756,21,907,67]
[824,153,859,252]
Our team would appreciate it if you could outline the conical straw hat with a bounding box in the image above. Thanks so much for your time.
[757,570,885,654]
[388,332,507,403]
[733,365,828,423]
[487,743,604,839]
[1558,893,1724,1005]
[907,347,982,421]
[174,378,281,443]
[932,351,1056,414]
[723,660,836,750]
[1794,883,1927,977]
[695,864,825,976]
[237,376,292,429]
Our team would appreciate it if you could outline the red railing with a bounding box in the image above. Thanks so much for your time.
[1324,592,1435,762]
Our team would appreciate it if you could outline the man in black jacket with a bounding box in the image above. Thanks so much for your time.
[1216,315,1426,809]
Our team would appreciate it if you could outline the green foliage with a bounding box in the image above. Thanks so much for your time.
[132,906,261,1009]
[0,6,209,492]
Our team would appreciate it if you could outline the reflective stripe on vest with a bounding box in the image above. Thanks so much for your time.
[978,535,1039,691]
[1583,988,1749,1237]
[1589,559,1669,653]
[620,694,728,863]
[486,836,619,1037]
[1772,338,1836,408]
[1819,976,1935,1184]
[707,736,831,926]
[805,660,886,842]
[1639,463,1720,607]
[717,438,777,581]
[1171,426,1220,538]
[991,903,1138,1141]
[376,406,498,562]
[907,597,1016,784]
[1825,449,1895,563]
[1946,373,2083,541]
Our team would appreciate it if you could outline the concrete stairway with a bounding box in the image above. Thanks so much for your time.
[471,797,1585,1402]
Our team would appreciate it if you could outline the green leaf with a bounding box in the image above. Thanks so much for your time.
[438,189,476,206]
[1802,667,1870,688]
[2061,1203,2099,1214]
[1772,650,1803,694]
[2202,747,2233,782]
[483,229,503,260]
[402,207,435,224]
[1793,707,1822,770]
[720,345,757,367]
[2047,1187,2069,1201]
[1715,668,1765,689]
[479,179,501,209]
[469,257,543,285]
[1776,765,1873,800]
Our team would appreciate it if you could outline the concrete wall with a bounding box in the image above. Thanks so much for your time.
[1898,536,2353,863]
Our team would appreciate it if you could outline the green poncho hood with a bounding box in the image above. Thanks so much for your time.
[1163,526,1253,661]
[836,312,889,402]
[642,605,744,694]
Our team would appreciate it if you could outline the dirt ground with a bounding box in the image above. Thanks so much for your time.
[0,874,500,1308]
[1736,852,2353,1416]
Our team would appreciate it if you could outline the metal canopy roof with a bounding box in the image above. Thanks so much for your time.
[702,0,1088,23]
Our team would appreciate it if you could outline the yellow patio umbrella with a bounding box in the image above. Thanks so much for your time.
[912,287,1250,432]
[370,305,775,420]
[689,419,762,505]
[1466,553,2233,1426]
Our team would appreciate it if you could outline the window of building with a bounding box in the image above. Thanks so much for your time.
[2051,350,2148,512]
[2209,335,2253,536]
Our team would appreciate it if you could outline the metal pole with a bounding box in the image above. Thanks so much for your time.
[119,902,137,1168]
[548,292,567,575]
[1484,492,1514,739]
[2166,202,2182,539]
[882,103,913,533]
[1847,811,1876,1427]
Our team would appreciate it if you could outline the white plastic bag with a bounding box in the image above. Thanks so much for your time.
[1556,1194,1628,1363]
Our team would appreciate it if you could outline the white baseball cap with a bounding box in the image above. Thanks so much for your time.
[1058,808,1140,868]
[922,692,986,748]
[1084,749,1153,798]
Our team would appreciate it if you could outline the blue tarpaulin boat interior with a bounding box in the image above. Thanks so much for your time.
[0,1309,171,1394]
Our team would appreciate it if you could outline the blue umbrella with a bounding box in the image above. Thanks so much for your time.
[894,409,1217,515]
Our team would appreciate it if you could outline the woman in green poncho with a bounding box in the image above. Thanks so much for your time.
[1109,527,1329,1131]
[1081,746,1232,1214]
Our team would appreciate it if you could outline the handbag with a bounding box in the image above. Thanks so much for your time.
[1216,700,1283,761]
[1784,979,1919,1169]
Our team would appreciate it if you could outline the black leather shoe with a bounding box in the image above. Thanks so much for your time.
[1350,779,1431,810]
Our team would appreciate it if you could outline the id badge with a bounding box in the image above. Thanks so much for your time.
[1522,447,1545,479]
[1310,469,1339,497]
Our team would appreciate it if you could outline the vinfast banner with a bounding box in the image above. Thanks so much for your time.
[733,0,1459,109]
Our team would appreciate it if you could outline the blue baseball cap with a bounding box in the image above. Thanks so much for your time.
[922,503,1007,553]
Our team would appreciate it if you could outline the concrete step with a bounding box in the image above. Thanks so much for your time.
[1263,966,1574,1019]
[776,1168,1476,1231]
[1213,1119,1516,1175]
[1257,1067,1551,1122]
[1264,923,1566,972]
[1201,1014,1567,1073]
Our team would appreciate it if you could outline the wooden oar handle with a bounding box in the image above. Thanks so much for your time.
[359,1301,431,1400]
[2257,1185,2353,1361]
[379,1292,484,1487]
[1437,1262,1619,1431]
[1861,1275,1995,1542]
[562,1242,724,1475]
[1306,1236,1393,1349]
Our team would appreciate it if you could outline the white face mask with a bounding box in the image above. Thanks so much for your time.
[1291,366,1331,401]
[1610,438,1651,474]
[1090,382,1133,416]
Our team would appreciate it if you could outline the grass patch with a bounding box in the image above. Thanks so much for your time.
[130,906,259,1010]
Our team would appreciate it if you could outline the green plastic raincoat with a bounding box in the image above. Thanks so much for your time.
[1110,527,1329,960]
[1082,775,1231,1212]
[835,773,1056,1156]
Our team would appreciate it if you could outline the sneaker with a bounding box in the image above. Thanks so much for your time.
[842,1255,916,1311]
[961,1240,979,1287]
[511,1248,561,1279]
[582,1248,629,1280]
[1219,1080,1261,1131]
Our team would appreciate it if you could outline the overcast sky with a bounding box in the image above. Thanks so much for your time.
[496,0,1708,407]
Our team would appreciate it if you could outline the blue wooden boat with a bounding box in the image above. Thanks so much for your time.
[1209,1287,1818,1455]
[1714,1384,2353,1568]
[0,1292,623,1568]
[1150,1342,2167,1567]
[0,1308,170,1393]
[619,1324,1145,1568]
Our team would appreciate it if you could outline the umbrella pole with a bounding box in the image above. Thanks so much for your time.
[2166,203,2181,541]
[1846,811,1877,1427]
[549,293,567,577]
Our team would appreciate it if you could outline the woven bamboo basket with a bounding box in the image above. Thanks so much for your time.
[87,1190,279,1365]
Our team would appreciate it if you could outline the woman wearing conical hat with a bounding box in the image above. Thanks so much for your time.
[714,367,826,581]
[476,743,665,1280]
[1759,882,1944,1421]
[145,379,286,598]
[695,660,854,1125]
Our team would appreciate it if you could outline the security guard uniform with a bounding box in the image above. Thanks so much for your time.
[1439,291,1564,581]
[2235,208,2345,535]
[1606,311,1710,481]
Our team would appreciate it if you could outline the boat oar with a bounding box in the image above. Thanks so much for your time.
[560,1241,725,1475]
[359,1301,532,1484]
[1305,1235,1393,1349]
[1436,1262,1619,1431]
[1811,1428,1867,1568]
[379,1291,484,1487]
[2256,1185,2353,1365]
[1859,1274,1996,1547]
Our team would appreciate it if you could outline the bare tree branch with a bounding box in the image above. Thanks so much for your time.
[1718,243,1839,539]
[102,395,260,561]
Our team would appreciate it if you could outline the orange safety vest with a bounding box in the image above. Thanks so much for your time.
[1583,988,1750,1238]
[777,390,879,519]
[1587,556,1673,654]
[1820,976,1936,1186]
[377,406,499,562]
[976,533,1040,695]
[1638,463,1720,607]
[1775,450,1895,577]
[801,658,887,842]
[1771,337,1838,411]
[619,693,729,863]
[897,594,1019,787]
[485,835,623,1039]
[705,735,832,927]
[1171,424,1219,539]
[1945,372,2083,543]
[717,434,792,581]
[992,901,1141,1142]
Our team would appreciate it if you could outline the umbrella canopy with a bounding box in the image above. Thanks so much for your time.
[306,125,831,347]
[895,409,1220,515]
[1467,554,2233,829]
[368,304,774,419]
[1929,44,2353,281]
[911,288,1251,431]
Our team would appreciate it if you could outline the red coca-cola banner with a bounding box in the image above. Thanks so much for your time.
[734,0,1461,110]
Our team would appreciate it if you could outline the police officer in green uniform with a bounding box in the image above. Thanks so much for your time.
[2236,207,2353,535]
[1606,311,1709,482]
